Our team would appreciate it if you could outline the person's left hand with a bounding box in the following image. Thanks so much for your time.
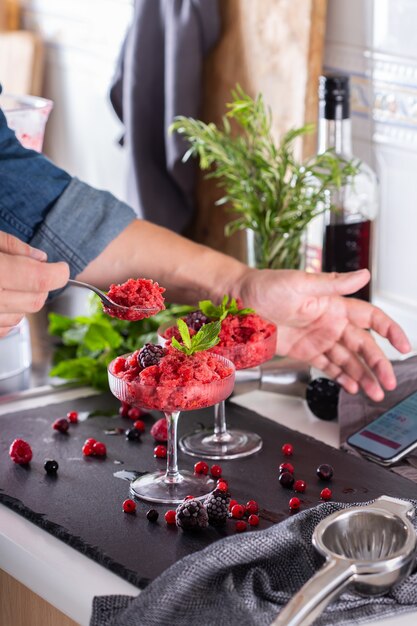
[236,268,411,401]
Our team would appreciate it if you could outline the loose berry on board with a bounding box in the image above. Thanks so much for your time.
[84,438,97,446]
[176,499,208,530]
[245,500,259,515]
[316,464,334,481]
[150,418,168,442]
[119,402,131,417]
[122,499,136,513]
[281,443,294,457]
[146,509,159,522]
[216,480,228,492]
[133,419,146,433]
[194,461,209,475]
[82,443,94,456]
[235,520,247,533]
[320,487,332,501]
[210,464,222,478]
[92,441,107,457]
[126,428,142,442]
[9,439,33,465]
[127,407,142,421]
[154,445,167,459]
[248,514,260,527]
[231,504,245,519]
[44,459,59,474]
[66,411,78,424]
[52,418,69,434]
[164,509,177,525]
[279,471,295,489]
[294,479,307,493]
[279,462,294,474]
[229,499,238,511]
[289,497,301,510]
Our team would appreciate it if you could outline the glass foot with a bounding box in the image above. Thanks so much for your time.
[179,429,263,460]
[130,469,215,504]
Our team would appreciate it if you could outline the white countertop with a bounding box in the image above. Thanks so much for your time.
[0,385,414,626]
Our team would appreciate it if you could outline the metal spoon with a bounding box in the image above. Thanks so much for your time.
[67,279,160,321]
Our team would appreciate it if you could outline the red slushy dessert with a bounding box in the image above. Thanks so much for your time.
[110,346,234,412]
[104,278,165,321]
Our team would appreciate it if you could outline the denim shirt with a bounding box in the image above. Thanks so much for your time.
[0,106,71,242]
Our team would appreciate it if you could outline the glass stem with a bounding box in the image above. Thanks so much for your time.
[164,411,181,484]
[213,401,232,443]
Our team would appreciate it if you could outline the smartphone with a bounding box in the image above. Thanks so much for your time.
[347,389,417,466]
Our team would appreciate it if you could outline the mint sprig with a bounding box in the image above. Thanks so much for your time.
[198,295,254,321]
[171,318,221,356]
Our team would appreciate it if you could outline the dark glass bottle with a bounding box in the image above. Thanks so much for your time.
[318,75,378,301]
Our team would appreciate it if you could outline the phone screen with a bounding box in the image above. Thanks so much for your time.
[347,390,417,460]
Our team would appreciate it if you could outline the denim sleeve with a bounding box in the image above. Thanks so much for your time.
[0,108,71,242]
[29,177,136,277]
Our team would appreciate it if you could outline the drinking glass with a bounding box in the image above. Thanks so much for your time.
[108,354,235,504]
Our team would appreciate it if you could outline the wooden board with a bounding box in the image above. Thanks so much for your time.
[189,0,328,261]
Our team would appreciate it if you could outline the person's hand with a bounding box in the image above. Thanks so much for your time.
[237,268,411,401]
[0,232,70,337]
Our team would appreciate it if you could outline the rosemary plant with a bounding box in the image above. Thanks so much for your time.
[170,86,359,270]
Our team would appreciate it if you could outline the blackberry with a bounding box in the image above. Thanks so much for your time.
[176,498,208,531]
[138,343,166,369]
[184,310,209,331]
[204,488,230,526]
[306,378,341,421]
[125,428,142,442]
[146,509,159,522]
[44,459,59,474]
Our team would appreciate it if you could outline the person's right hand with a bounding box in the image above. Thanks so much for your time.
[0,232,69,337]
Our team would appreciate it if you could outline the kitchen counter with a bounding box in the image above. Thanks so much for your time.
[0,384,415,626]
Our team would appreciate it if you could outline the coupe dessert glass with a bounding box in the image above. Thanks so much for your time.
[108,354,235,504]
[158,321,277,459]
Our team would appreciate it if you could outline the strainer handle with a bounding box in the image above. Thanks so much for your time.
[271,558,354,626]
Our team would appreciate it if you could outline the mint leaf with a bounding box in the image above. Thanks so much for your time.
[198,295,255,320]
[48,312,74,336]
[177,318,192,349]
[171,337,185,353]
[199,299,222,318]
[171,319,221,355]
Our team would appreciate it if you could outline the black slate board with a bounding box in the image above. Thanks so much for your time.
[1,392,417,590]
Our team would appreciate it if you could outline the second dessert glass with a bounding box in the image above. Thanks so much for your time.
[108,354,235,504]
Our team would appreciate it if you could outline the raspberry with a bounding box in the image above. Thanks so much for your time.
[282,443,293,456]
[146,509,159,522]
[138,343,166,368]
[176,499,208,530]
[210,464,222,478]
[194,461,209,475]
[164,509,177,525]
[248,514,260,527]
[122,499,136,513]
[231,504,245,519]
[204,488,230,526]
[150,418,168,442]
[9,439,33,465]
[289,497,301,510]
[294,479,306,493]
[52,418,69,434]
[133,419,146,433]
[245,500,259,515]
[66,411,78,423]
[184,310,209,331]
[320,487,332,501]
[235,521,247,533]
[92,441,106,457]
[119,402,131,417]
[44,459,59,474]
[279,462,294,474]
[154,445,167,458]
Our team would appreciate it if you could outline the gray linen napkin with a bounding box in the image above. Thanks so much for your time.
[339,355,417,481]
[90,499,417,626]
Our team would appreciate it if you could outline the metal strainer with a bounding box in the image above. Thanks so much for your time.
[272,496,417,626]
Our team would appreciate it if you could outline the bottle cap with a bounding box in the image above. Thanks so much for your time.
[319,74,350,120]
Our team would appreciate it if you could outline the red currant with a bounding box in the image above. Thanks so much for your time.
[194,461,209,475]
[164,510,177,525]
[245,500,259,515]
[294,479,306,493]
[216,480,228,492]
[229,499,238,511]
[289,497,301,510]
[52,418,69,434]
[9,439,33,465]
[119,402,131,417]
[127,407,142,421]
[282,443,293,456]
[210,464,222,478]
[279,462,294,474]
[84,438,97,446]
[184,495,195,500]
[248,514,260,527]
[154,445,167,459]
[235,521,247,533]
[231,504,245,519]
[133,419,146,433]
[66,411,78,424]
[320,487,332,501]
[92,441,107,457]
[122,499,136,513]
[82,443,94,456]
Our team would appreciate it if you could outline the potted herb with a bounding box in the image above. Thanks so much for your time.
[170,86,359,270]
